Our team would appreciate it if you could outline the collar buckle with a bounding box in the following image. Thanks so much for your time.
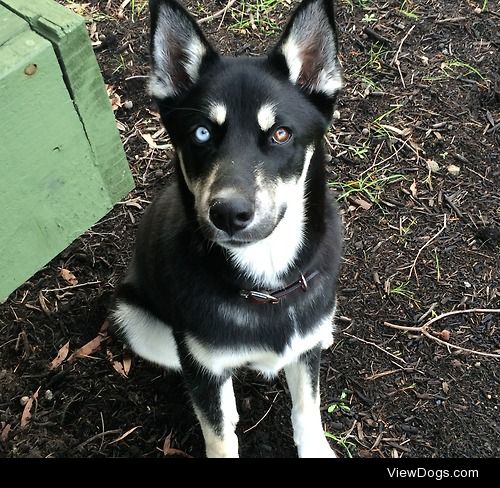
[240,290,280,304]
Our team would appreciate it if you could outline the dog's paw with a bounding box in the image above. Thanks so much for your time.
[298,438,337,458]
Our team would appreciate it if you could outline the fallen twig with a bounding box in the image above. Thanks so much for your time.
[363,26,391,45]
[198,0,237,24]
[391,25,415,88]
[435,16,467,24]
[243,391,280,433]
[384,308,500,359]
[407,214,447,282]
[442,192,464,220]
[342,332,406,365]
[43,281,101,293]
[76,429,122,450]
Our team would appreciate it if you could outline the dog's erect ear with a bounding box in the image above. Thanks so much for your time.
[148,0,218,101]
[269,0,342,106]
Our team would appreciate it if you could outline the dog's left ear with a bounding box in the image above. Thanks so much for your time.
[269,0,342,116]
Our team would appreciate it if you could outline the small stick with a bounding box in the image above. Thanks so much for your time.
[43,281,101,293]
[362,27,391,46]
[198,0,237,24]
[384,308,500,359]
[407,214,447,282]
[391,25,415,88]
[243,391,280,433]
[391,25,416,66]
[342,332,407,365]
[435,17,468,24]
[442,193,464,220]
[417,302,438,324]
[75,429,122,450]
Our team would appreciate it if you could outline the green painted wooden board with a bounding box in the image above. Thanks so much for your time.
[0,0,134,302]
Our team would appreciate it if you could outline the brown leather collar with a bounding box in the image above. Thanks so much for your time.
[239,270,320,304]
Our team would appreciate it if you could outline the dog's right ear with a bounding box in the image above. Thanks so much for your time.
[148,0,218,101]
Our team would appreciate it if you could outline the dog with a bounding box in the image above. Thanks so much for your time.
[111,0,343,458]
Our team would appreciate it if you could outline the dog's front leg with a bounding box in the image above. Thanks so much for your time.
[182,361,239,458]
[285,346,336,458]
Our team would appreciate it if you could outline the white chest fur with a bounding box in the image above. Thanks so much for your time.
[114,301,336,377]
[185,310,335,377]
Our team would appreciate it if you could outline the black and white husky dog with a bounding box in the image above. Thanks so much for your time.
[111,0,343,457]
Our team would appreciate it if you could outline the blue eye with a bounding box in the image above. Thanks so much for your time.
[193,126,211,144]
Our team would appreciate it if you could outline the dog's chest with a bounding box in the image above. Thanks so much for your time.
[186,308,335,377]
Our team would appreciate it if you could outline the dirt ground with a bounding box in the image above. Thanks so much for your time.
[1,0,499,459]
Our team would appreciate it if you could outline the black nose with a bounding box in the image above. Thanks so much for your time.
[209,197,255,236]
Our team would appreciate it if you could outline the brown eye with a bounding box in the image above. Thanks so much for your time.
[272,127,292,144]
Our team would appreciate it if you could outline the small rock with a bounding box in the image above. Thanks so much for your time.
[20,396,30,406]
[447,164,460,176]
[44,390,54,401]
[123,100,133,110]
[439,329,451,342]
[463,281,472,288]
[420,55,429,66]
[400,424,418,434]
[330,421,344,431]
[473,7,482,14]
[333,110,341,120]
[361,127,369,136]
[426,159,440,173]
[474,361,481,368]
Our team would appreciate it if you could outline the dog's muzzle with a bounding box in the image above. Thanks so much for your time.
[209,197,255,237]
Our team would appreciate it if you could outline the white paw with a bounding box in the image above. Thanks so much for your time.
[298,437,337,458]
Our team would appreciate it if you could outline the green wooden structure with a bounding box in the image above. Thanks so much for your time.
[0,0,134,302]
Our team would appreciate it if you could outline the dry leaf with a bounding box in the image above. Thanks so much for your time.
[122,353,132,376]
[68,331,110,363]
[1,423,11,443]
[99,320,109,334]
[410,179,418,197]
[350,197,372,210]
[49,341,70,370]
[110,425,141,444]
[107,348,132,378]
[162,432,192,458]
[20,387,40,429]
[59,268,78,286]
[111,360,128,378]
[140,132,157,149]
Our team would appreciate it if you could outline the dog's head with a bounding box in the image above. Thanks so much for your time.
[149,0,342,249]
